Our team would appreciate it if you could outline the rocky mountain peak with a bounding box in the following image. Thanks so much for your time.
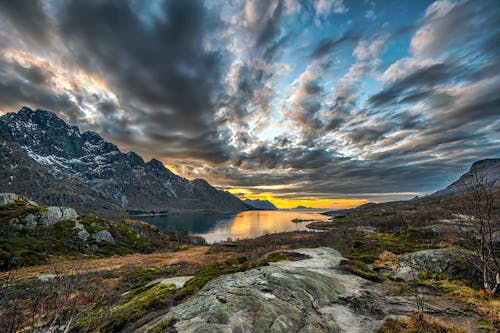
[1,107,119,162]
[0,107,246,213]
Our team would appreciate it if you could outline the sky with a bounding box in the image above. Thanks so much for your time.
[0,0,499,209]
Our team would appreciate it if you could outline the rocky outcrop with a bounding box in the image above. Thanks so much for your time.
[394,248,480,282]
[2,195,79,228]
[92,230,114,243]
[0,107,246,214]
[0,193,38,206]
[140,248,416,333]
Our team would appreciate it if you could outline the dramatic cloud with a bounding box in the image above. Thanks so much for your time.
[0,0,498,207]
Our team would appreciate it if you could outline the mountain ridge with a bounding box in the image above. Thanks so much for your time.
[0,107,246,214]
[432,158,500,197]
[243,199,278,210]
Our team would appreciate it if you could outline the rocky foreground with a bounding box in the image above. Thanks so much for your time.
[139,248,415,333]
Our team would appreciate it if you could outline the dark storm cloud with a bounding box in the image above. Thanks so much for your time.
[0,0,498,203]
[0,0,51,44]
[0,57,85,123]
[347,124,392,146]
[235,144,334,171]
[55,0,236,162]
[59,0,221,114]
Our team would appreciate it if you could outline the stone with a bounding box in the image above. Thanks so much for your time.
[41,207,63,226]
[21,214,38,229]
[0,193,38,206]
[145,276,194,289]
[394,248,480,282]
[92,230,114,243]
[77,228,91,241]
[39,274,57,282]
[39,206,78,226]
[61,207,78,221]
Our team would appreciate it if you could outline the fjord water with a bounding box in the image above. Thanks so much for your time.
[141,210,329,243]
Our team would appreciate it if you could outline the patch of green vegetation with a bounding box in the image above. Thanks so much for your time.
[206,241,239,253]
[346,228,440,264]
[0,200,200,270]
[265,251,289,262]
[103,283,177,332]
[340,259,383,282]
[145,317,178,333]
[77,283,177,332]
[0,219,82,269]
[266,251,309,262]
[173,244,191,251]
[0,201,43,220]
[175,256,264,300]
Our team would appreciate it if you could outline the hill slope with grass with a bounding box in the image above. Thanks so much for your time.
[0,193,202,270]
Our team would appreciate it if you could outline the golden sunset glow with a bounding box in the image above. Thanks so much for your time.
[227,188,369,209]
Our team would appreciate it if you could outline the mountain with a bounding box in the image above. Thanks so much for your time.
[432,158,500,196]
[0,107,247,214]
[293,205,311,209]
[243,199,278,210]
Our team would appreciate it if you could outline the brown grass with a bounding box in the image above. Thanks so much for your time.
[0,246,236,282]
[378,313,467,333]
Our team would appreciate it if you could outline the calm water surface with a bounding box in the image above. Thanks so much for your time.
[141,210,329,243]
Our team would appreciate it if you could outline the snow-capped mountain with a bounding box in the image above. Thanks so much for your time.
[0,107,246,213]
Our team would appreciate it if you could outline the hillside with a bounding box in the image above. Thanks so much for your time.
[0,107,246,214]
[243,199,278,210]
[432,158,500,196]
[0,193,202,270]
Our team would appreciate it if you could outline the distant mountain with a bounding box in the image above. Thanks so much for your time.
[293,205,311,209]
[243,199,277,210]
[0,107,247,214]
[432,159,500,196]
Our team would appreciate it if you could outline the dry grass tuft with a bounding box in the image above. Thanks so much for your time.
[378,313,467,333]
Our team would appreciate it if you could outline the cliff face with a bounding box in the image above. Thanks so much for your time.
[0,107,246,214]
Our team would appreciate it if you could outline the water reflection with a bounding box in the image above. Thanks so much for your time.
[141,210,328,243]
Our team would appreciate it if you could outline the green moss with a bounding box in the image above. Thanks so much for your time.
[0,201,43,220]
[340,260,383,282]
[145,317,178,333]
[74,307,108,331]
[175,256,268,301]
[345,228,440,264]
[97,283,176,332]
[265,251,289,262]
